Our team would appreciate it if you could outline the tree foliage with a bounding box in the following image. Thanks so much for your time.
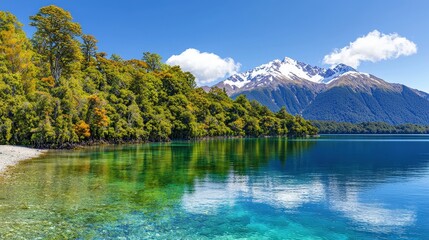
[312,120,429,134]
[0,6,318,148]
[30,5,82,85]
[142,52,163,72]
[81,34,97,65]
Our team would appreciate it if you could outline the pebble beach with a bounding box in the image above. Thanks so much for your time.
[0,145,45,174]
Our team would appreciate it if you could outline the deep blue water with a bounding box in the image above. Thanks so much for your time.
[1,135,429,239]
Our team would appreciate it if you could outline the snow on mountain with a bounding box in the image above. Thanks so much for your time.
[320,64,358,84]
[219,57,360,90]
[212,57,429,125]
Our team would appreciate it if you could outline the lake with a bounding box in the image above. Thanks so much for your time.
[1,135,429,239]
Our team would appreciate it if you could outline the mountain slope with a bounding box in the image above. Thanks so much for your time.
[230,82,321,115]
[215,57,429,125]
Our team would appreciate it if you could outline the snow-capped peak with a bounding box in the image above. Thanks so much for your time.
[283,56,297,63]
[332,63,356,73]
[320,64,357,84]
[221,57,357,89]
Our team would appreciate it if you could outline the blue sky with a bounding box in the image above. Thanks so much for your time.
[2,0,429,90]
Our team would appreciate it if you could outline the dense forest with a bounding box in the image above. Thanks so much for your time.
[312,120,429,134]
[0,6,317,147]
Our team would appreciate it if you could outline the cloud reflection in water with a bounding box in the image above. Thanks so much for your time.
[181,173,416,233]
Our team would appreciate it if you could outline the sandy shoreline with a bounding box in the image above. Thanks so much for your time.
[0,145,46,174]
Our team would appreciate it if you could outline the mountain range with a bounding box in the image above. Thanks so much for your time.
[213,57,429,125]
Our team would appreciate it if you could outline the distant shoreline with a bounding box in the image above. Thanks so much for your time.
[0,145,46,174]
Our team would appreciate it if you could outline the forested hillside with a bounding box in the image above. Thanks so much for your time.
[312,121,429,134]
[0,6,317,147]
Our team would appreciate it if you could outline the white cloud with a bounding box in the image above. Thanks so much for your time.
[166,48,241,86]
[323,30,417,68]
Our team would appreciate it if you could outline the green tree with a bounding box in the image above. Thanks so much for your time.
[81,34,97,65]
[110,54,123,62]
[142,52,162,72]
[30,5,82,85]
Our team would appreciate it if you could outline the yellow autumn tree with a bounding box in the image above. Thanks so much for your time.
[0,11,36,94]
[74,120,91,140]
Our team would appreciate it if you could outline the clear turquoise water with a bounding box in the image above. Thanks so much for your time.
[1,135,429,239]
